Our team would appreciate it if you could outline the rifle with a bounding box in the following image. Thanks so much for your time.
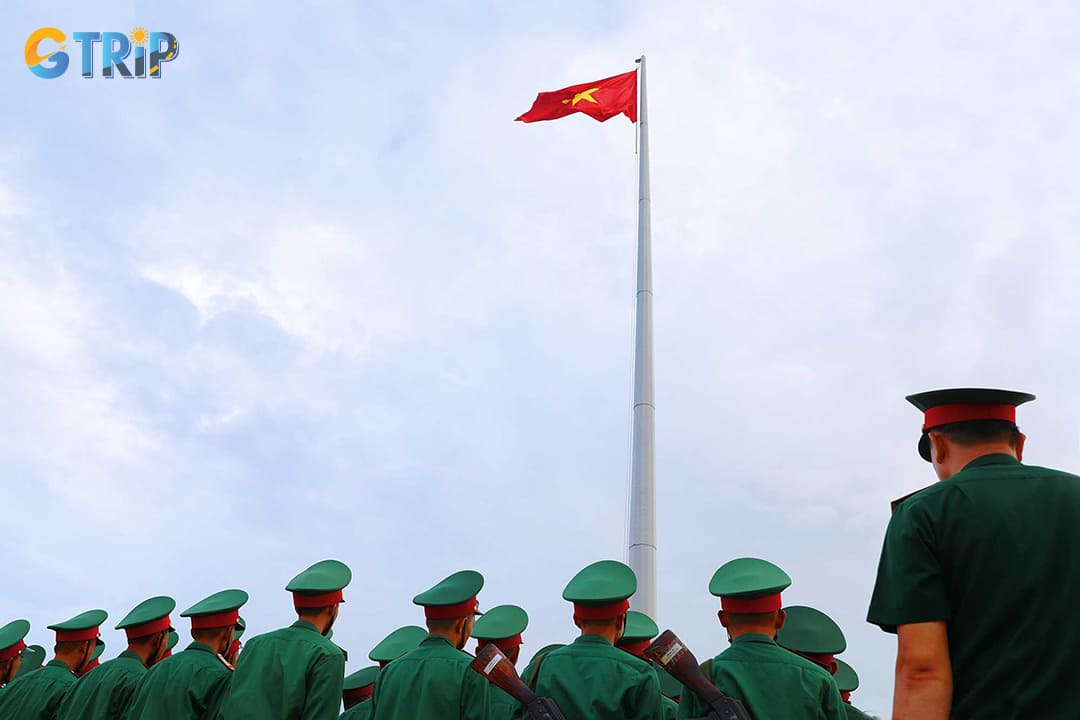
[470,644,568,720]
[644,630,752,720]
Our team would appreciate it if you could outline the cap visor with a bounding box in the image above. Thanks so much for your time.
[918,433,931,462]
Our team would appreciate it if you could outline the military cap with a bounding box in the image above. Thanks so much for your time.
[77,641,106,677]
[616,610,659,657]
[14,644,46,678]
[181,589,249,630]
[472,604,528,652]
[48,609,108,643]
[834,658,859,692]
[908,388,1034,461]
[563,560,637,621]
[413,570,484,619]
[709,558,791,613]
[235,617,247,640]
[369,625,428,665]
[287,559,352,609]
[342,665,379,704]
[776,605,847,655]
[0,619,30,662]
[116,596,175,640]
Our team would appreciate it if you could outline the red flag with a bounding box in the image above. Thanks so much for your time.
[516,70,637,124]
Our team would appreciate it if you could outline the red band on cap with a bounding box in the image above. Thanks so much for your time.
[55,627,100,643]
[423,598,479,620]
[190,609,241,630]
[721,594,782,614]
[343,684,374,702]
[841,691,852,703]
[616,639,651,657]
[0,640,26,662]
[476,634,522,653]
[293,590,344,609]
[572,599,630,622]
[792,650,838,674]
[923,403,1016,431]
[124,615,172,640]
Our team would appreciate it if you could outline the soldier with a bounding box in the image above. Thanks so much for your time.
[471,604,529,720]
[75,642,105,678]
[833,660,873,720]
[0,610,106,719]
[369,569,490,720]
[775,605,846,675]
[677,558,845,720]
[868,388,1080,718]
[340,666,378,718]
[534,560,665,720]
[14,645,48,681]
[520,643,563,689]
[124,588,248,719]
[368,626,427,668]
[59,596,175,720]
[218,559,351,720]
[616,611,678,719]
[1,620,30,687]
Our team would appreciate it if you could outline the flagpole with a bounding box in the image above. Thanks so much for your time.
[627,55,657,619]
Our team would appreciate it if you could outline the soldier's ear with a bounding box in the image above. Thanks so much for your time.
[1016,432,1026,461]
[774,609,786,631]
[929,432,949,465]
[717,611,728,628]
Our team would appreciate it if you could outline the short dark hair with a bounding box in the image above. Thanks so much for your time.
[426,617,463,633]
[297,606,332,617]
[933,420,1020,447]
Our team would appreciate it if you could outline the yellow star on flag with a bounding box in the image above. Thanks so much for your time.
[561,87,600,106]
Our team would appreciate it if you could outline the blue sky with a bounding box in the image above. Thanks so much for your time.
[6,2,1080,715]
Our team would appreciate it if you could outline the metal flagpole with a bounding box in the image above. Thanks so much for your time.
[627,55,657,619]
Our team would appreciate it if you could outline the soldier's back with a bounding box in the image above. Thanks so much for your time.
[369,635,489,720]
[124,643,232,720]
[0,661,78,720]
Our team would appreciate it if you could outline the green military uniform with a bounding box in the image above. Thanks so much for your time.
[60,596,175,720]
[219,559,351,720]
[0,610,107,720]
[615,611,679,720]
[472,604,529,720]
[677,559,845,720]
[369,570,490,720]
[368,626,427,667]
[833,660,873,720]
[868,388,1080,718]
[1,619,31,687]
[124,589,248,719]
[534,560,664,720]
[340,666,378,719]
[520,643,563,689]
[655,666,681,719]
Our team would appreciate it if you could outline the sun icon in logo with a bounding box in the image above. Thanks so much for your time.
[130,26,150,46]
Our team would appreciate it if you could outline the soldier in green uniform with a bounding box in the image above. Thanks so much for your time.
[368,569,490,720]
[776,605,846,675]
[124,588,248,719]
[0,610,106,719]
[677,558,845,720]
[520,643,563,689]
[59,596,175,720]
[832,660,873,720]
[340,666,378,718]
[218,559,351,720]
[14,645,48,681]
[616,611,678,720]
[1,620,31,687]
[471,604,528,720]
[534,560,665,720]
[868,388,1080,719]
[368,626,427,668]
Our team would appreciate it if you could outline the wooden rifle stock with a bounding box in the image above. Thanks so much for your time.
[470,645,568,720]
[644,630,751,720]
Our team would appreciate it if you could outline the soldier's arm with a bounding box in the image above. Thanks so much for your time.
[820,673,847,720]
[303,651,347,720]
[893,621,951,720]
[461,663,491,720]
[637,667,666,720]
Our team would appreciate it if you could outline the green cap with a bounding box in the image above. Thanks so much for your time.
[287,560,352,607]
[369,626,428,663]
[181,589,248,630]
[709,558,791,613]
[166,631,179,652]
[775,606,847,655]
[619,611,659,643]
[0,619,30,660]
[235,617,246,640]
[834,658,859,692]
[48,609,108,642]
[563,560,636,619]
[343,665,380,691]
[907,388,1035,461]
[116,597,175,639]
[413,570,484,618]
[472,605,528,647]
[90,641,105,662]
[14,645,45,678]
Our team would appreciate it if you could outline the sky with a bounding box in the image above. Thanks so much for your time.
[5,1,1080,716]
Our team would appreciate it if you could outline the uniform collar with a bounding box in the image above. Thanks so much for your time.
[574,633,613,646]
[962,453,1021,471]
[731,633,777,646]
[421,634,455,647]
[45,659,73,673]
[185,642,217,655]
[118,650,146,666]
[290,620,322,634]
